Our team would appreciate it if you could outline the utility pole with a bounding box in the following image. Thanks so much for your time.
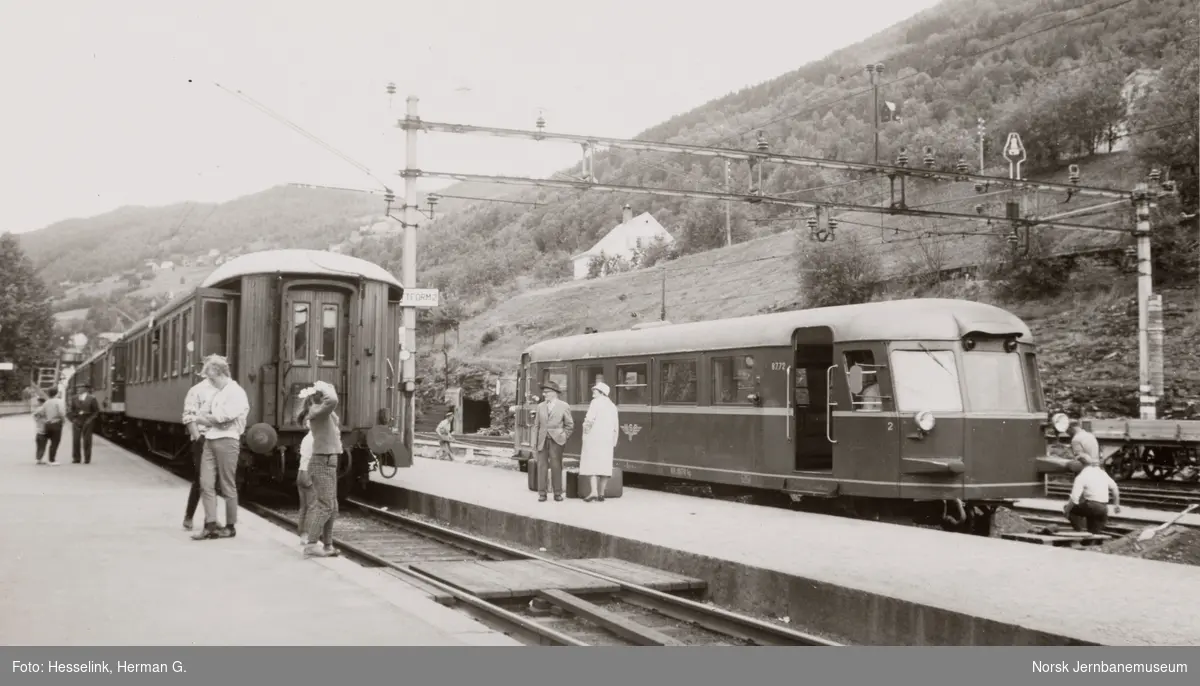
[866,64,884,164]
[1133,182,1156,420]
[401,95,420,448]
[724,159,731,247]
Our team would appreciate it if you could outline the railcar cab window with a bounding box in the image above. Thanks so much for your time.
[961,345,1029,412]
[712,355,755,404]
[844,351,887,412]
[889,348,963,412]
[1022,351,1046,412]
[576,365,605,403]
[660,359,697,404]
[614,364,648,405]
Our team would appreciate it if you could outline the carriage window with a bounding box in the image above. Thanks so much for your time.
[889,349,963,412]
[660,359,697,404]
[712,356,755,404]
[181,310,192,375]
[292,303,310,364]
[576,365,605,403]
[1022,352,1045,412]
[963,351,1029,412]
[540,366,568,398]
[615,364,648,405]
[320,304,338,366]
[202,300,229,358]
[844,351,886,412]
[168,318,178,377]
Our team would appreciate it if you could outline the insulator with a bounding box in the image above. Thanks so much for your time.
[1149,168,1161,182]
[536,115,546,130]
[1069,167,1080,183]
[806,217,818,231]
[975,203,984,215]
[974,181,985,193]
[1007,232,1018,247]
[386,82,396,95]
[955,156,969,175]
[384,192,395,204]
[896,147,909,167]
[756,131,768,152]
[923,146,935,168]
[828,218,838,231]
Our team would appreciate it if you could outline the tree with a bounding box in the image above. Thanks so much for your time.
[794,232,882,308]
[0,233,56,400]
[1129,45,1200,210]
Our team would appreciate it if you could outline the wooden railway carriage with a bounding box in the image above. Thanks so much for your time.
[70,250,412,496]
[512,298,1075,535]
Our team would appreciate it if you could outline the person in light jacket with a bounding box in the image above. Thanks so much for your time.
[531,380,574,502]
[297,380,342,558]
[578,381,620,502]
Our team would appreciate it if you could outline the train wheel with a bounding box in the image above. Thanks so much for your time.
[1105,447,1137,481]
[1141,448,1176,481]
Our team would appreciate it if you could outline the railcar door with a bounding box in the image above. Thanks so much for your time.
[516,353,533,456]
[282,287,351,428]
[791,327,834,472]
[110,343,127,413]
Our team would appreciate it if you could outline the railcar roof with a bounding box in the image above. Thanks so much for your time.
[200,249,402,290]
[522,298,1034,361]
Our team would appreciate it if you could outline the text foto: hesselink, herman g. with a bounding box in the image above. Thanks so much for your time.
[13,660,186,674]
[1034,660,1188,674]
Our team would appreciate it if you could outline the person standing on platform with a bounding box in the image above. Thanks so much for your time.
[191,355,250,541]
[531,380,574,502]
[180,372,218,531]
[299,381,342,558]
[69,384,100,464]
[32,397,48,464]
[40,388,66,465]
[1063,420,1121,534]
[579,381,619,503]
[435,410,454,461]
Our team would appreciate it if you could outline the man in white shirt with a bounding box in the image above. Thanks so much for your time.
[1064,421,1121,534]
[180,373,218,531]
[191,355,251,541]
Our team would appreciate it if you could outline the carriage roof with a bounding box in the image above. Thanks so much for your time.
[201,249,403,291]
[522,298,1034,362]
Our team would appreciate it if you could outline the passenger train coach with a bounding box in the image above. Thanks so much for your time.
[68,250,413,497]
[512,298,1075,536]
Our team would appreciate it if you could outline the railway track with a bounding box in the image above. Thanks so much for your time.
[245,496,841,647]
[1044,482,1200,511]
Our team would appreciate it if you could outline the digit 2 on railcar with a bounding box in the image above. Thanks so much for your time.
[511,298,1076,535]
[73,249,413,496]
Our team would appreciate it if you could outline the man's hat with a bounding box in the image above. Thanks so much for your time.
[541,380,561,394]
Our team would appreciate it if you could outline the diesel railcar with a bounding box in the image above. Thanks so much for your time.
[69,249,413,496]
[512,298,1075,535]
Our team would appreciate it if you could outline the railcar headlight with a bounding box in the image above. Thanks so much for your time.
[1051,412,1070,434]
[915,410,935,432]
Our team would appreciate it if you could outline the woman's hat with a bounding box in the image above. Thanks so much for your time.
[541,380,561,393]
[592,381,610,397]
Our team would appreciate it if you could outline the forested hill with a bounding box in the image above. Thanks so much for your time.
[334,0,1195,310]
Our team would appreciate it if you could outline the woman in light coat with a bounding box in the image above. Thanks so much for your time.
[579,381,619,502]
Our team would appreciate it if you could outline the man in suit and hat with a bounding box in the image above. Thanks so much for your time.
[69,384,101,464]
[531,380,574,502]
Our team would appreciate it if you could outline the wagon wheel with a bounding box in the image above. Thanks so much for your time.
[1139,447,1177,481]
[1104,446,1138,481]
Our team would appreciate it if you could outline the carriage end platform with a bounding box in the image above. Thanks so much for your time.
[369,456,1200,646]
[0,417,519,646]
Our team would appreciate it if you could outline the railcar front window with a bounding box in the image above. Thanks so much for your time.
[889,349,963,412]
[963,351,1029,412]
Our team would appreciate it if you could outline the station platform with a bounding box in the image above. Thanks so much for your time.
[368,456,1200,646]
[0,416,519,646]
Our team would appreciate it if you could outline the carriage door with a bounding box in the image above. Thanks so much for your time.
[284,288,350,428]
[792,327,834,472]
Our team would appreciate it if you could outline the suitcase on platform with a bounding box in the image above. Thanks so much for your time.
[526,457,580,493]
[565,467,623,500]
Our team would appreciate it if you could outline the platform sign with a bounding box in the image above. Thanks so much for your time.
[0,362,13,371]
[399,288,440,308]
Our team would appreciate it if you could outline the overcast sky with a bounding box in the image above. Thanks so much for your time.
[0,0,942,234]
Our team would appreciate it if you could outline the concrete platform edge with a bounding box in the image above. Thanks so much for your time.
[365,481,1099,647]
